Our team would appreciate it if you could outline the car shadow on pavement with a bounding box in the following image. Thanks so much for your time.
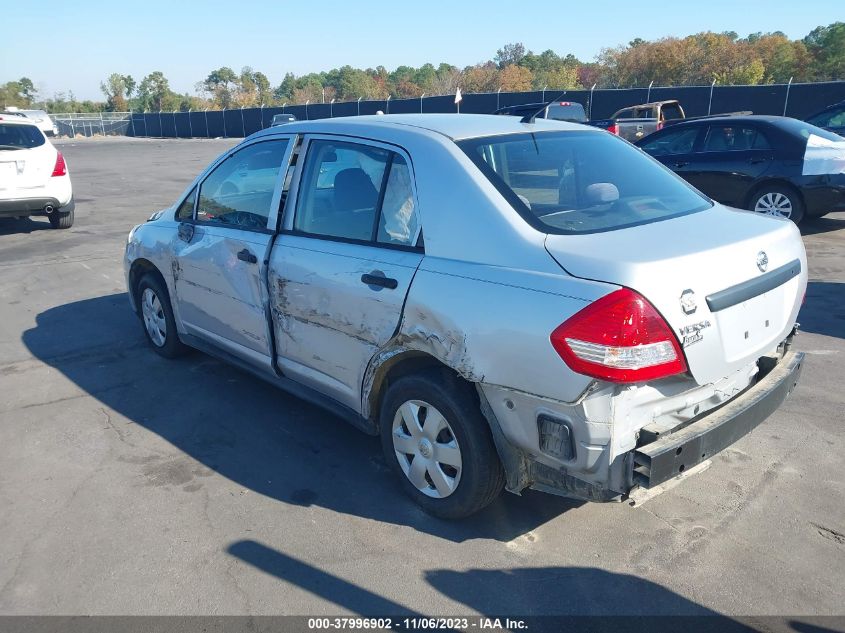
[798,281,845,339]
[22,293,582,544]
[800,215,845,236]
[0,216,52,234]
[227,538,765,632]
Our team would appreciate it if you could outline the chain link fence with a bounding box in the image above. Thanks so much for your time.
[49,112,133,137]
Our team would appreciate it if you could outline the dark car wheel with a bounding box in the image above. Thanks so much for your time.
[379,369,505,519]
[136,273,187,359]
[48,208,74,229]
[749,185,804,223]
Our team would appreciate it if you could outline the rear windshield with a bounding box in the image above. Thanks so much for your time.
[546,103,587,122]
[459,130,712,234]
[0,123,45,149]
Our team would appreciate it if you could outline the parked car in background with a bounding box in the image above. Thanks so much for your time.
[271,113,297,126]
[0,115,74,228]
[636,115,845,223]
[125,114,805,518]
[3,107,58,137]
[805,101,845,137]
[494,101,588,123]
[590,100,687,141]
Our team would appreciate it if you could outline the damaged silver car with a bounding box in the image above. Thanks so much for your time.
[125,114,806,518]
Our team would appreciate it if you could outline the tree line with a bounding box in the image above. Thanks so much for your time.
[2,22,842,113]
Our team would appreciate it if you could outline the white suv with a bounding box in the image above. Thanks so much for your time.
[3,107,59,137]
[0,115,74,228]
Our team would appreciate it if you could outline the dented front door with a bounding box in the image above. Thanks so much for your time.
[171,137,293,369]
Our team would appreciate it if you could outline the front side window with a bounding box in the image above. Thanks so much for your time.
[196,139,289,230]
[176,187,196,220]
[459,130,711,235]
[639,127,700,156]
[295,139,419,246]
[704,126,770,152]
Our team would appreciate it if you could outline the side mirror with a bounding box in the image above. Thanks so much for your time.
[178,222,195,242]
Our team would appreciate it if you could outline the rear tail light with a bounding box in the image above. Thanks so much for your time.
[656,121,664,131]
[550,288,687,383]
[51,151,66,177]
[606,123,618,135]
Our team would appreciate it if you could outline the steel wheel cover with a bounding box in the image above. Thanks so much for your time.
[754,192,793,219]
[391,400,463,499]
[141,288,167,347]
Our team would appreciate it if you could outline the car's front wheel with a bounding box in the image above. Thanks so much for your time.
[750,185,804,223]
[137,273,187,359]
[379,369,504,519]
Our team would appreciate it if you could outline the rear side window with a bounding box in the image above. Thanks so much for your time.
[459,130,711,235]
[704,126,770,151]
[294,140,419,246]
[0,124,45,149]
[639,127,700,156]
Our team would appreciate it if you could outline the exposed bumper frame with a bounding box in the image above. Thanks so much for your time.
[633,349,804,488]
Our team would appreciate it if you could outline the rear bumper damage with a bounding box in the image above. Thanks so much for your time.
[479,344,804,503]
[632,348,804,488]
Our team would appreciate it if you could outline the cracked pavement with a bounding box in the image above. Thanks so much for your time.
[0,138,843,619]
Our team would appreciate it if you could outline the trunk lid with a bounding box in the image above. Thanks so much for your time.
[545,205,807,385]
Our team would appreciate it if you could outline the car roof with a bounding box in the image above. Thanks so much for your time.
[666,114,794,128]
[0,114,41,126]
[250,113,590,142]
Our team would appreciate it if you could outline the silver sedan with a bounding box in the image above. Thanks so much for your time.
[125,114,806,518]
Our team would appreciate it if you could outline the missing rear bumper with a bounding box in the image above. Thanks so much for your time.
[633,349,804,488]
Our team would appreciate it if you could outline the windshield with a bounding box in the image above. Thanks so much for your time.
[778,117,843,143]
[459,130,712,234]
[0,123,45,149]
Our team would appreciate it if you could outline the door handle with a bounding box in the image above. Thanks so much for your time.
[672,161,689,169]
[361,272,398,290]
[747,157,768,164]
[237,248,258,264]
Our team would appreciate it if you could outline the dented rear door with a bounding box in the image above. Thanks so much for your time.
[269,136,423,411]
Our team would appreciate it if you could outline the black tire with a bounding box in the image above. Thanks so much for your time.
[48,207,74,229]
[749,184,805,224]
[379,369,505,519]
[136,273,187,359]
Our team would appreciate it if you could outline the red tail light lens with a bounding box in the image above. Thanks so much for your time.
[51,151,67,177]
[656,121,664,131]
[550,288,687,383]
[606,124,618,135]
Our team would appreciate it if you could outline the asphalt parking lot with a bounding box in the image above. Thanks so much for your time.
[0,138,843,622]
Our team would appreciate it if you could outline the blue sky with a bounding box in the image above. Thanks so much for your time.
[2,0,842,100]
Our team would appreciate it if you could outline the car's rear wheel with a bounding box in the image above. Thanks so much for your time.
[137,273,187,359]
[48,208,74,229]
[750,185,804,223]
[379,369,504,519]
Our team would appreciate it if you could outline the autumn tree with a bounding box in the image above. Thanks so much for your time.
[499,65,533,91]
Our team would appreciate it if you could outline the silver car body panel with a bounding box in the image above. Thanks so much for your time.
[125,114,807,499]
